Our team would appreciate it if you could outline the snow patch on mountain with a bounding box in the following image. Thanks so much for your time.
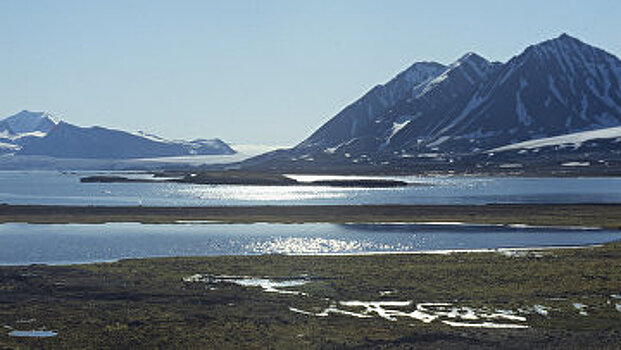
[489,126,621,152]
[0,141,20,151]
[0,130,48,141]
[382,115,416,147]
[516,79,533,126]
[134,130,168,143]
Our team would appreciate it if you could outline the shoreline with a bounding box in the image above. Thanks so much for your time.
[2,203,621,228]
[1,242,620,348]
[0,244,607,267]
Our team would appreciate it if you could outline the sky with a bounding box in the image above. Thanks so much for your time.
[0,0,620,147]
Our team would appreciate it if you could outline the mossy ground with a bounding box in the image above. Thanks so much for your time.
[1,243,620,349]
[2,204,621,228]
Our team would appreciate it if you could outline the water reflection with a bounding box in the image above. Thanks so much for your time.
[1,222,620,265]
[176,185,351,202]
[245,237,399,254]
[2,171,621,206]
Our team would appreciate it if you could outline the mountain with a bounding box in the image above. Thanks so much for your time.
[0,110,236,159]
[0,111,59,152]
[0,110,57,135]
[241,34,621,174]
[295,61,446,152]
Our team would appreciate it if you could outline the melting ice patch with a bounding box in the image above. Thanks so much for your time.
[289,305,371,319]
[183,274,310,295]
[291,301,529,329]
[230,278,308,295]
[612,294,621,312]
[183,274,530,328]
[185,275,621,329]
[573,303,588,316]
[533,305,550,316]
[500,250,544,258]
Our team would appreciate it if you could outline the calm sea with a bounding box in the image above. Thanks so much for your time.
[2,171,621,206]
[1,222,620,265]
[2,171,620,265]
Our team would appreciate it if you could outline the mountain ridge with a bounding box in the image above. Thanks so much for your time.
[238,33,621,174]
[0,110,236,159]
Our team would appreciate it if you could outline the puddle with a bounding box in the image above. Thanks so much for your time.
[8,330,58,338]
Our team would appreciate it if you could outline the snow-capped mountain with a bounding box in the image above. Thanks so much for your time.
[295,61,446,152]
[243,34,621,173]
[438,34,621,152]
[0,111,58,150]
[296,53,500,155]
[0,110,58,135]
[0,110,236,159]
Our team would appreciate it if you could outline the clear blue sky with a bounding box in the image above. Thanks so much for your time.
[1,0,620,146]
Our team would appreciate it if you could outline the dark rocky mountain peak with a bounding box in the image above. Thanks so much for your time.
[240,34,621,173]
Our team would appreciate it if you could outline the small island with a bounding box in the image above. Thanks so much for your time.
[80,171,413,188]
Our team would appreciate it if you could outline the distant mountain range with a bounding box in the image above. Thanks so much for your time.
[0,110,235,159]
[240,34,621,174]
